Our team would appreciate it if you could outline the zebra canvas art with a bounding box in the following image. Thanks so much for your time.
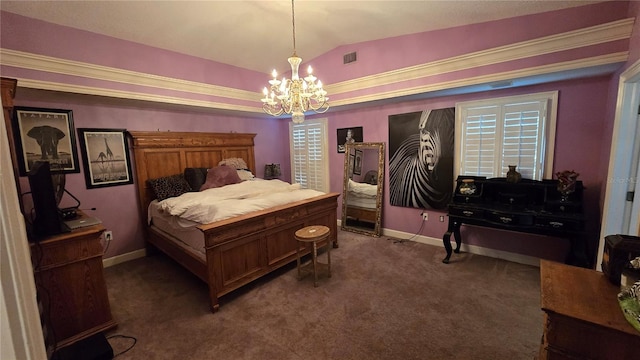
[388,108,454,209]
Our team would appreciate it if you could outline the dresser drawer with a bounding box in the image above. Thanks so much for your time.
[449,206,484,219]
[32,227,105,270]
[534,216,583,231]
[486,211,534,226]
[544,312,640,359]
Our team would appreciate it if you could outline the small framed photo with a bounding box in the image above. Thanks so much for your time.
[354,149,363,175]
[12,107,80,175]
[348,154,355,178]
[77,128,133,189]
[337,127,363,153]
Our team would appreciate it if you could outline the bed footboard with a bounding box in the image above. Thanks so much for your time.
[200,193,339,312]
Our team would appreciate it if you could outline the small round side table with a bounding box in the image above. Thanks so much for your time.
[294,225,331,287]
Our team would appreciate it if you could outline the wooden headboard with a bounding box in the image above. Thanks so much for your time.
[127,131,256,225]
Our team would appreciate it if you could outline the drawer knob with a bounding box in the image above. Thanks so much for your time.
[549,221,564,228]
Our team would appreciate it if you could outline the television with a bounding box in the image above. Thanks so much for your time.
[28,161,67,240]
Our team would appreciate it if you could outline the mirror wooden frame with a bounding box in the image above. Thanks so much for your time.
[341,142,385,237]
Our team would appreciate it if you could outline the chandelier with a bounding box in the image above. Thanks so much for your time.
[261,0,329,123]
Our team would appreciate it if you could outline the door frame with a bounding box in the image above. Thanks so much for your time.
[597,59,640,270]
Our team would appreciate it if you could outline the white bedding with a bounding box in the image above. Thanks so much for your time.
[346,179,378,209]
[157,179,325,224]
[348,179,377,198]
[149,202,205,258]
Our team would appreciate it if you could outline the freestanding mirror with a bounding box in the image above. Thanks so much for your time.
[341,142,385,236]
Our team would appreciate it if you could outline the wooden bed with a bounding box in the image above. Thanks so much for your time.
[345,205,377,224]
[128,131,339,313]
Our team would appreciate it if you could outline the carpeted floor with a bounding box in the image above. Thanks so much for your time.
[104,230,542,359]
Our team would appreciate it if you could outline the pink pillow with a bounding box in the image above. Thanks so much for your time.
[199,165,242,191]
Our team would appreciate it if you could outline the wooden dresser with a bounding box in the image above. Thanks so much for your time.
[30,215,117,350]
[539,259,640,359]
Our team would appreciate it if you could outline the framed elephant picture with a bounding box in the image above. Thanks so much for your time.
[77,128,133,189]
[12,107,80,175]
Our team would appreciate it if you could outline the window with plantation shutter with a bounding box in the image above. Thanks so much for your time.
[455,91,558,180]
[289,118,329,192]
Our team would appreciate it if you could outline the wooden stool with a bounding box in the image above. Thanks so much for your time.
[295,225,331,287]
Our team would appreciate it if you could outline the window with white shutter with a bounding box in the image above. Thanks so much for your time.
[455,91,558,180]
[289,118,329,192]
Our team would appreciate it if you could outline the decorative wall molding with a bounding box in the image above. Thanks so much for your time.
[327,18,634,94]
[0,18,633,114]
[0,48,258,102]
[329,52,629,107]
[16,78,264,114]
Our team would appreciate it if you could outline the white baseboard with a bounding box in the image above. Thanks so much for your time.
[103,249,146,268]
[103,224,540,268]
[337,220,540,267]
[383,228,540,267]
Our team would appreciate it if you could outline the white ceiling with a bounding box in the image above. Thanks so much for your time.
[0,0,605,74]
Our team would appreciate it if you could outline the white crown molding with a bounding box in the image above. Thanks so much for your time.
[326,18,634,95]
[11,51,626,114]
[0,48,258,102]
[329,52,629,107]
[16,78,265,114]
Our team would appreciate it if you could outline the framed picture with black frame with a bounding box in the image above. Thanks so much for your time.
[348,154,355,178]
[354,149,363,175]
[77,128,134,189]
[337,126,363,153]
[12,107,80,175]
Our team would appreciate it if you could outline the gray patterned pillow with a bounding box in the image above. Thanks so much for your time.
[148,174,191,201]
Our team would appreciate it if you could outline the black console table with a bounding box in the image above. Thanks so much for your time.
[442,176,589,267]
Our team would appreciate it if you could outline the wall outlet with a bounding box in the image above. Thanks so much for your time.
[439,215,445,222]
[421,212,428,221]
[104,231,113,242]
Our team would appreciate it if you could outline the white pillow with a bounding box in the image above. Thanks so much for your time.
[237,169,255,181]
[218,157,248,170]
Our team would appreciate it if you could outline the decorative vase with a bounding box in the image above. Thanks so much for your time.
[459,179,477,195]
[506,165,521,183]
[556,170,579,202]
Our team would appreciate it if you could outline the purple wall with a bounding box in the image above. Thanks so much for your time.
[317,75,611,262]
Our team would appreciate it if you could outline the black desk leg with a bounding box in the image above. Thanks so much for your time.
[566,236,591,268]
[442,219,462,264]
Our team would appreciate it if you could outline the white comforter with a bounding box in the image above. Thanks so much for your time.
[348,179,378,198]
[158,179,324,224]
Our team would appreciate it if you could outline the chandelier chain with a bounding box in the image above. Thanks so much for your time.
[291,0,296,54]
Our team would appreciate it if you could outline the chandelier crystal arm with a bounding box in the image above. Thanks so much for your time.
[260,0,329,123]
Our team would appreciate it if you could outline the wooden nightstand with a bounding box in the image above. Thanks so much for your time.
[539,260,640,359]
[30,215,117,350]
